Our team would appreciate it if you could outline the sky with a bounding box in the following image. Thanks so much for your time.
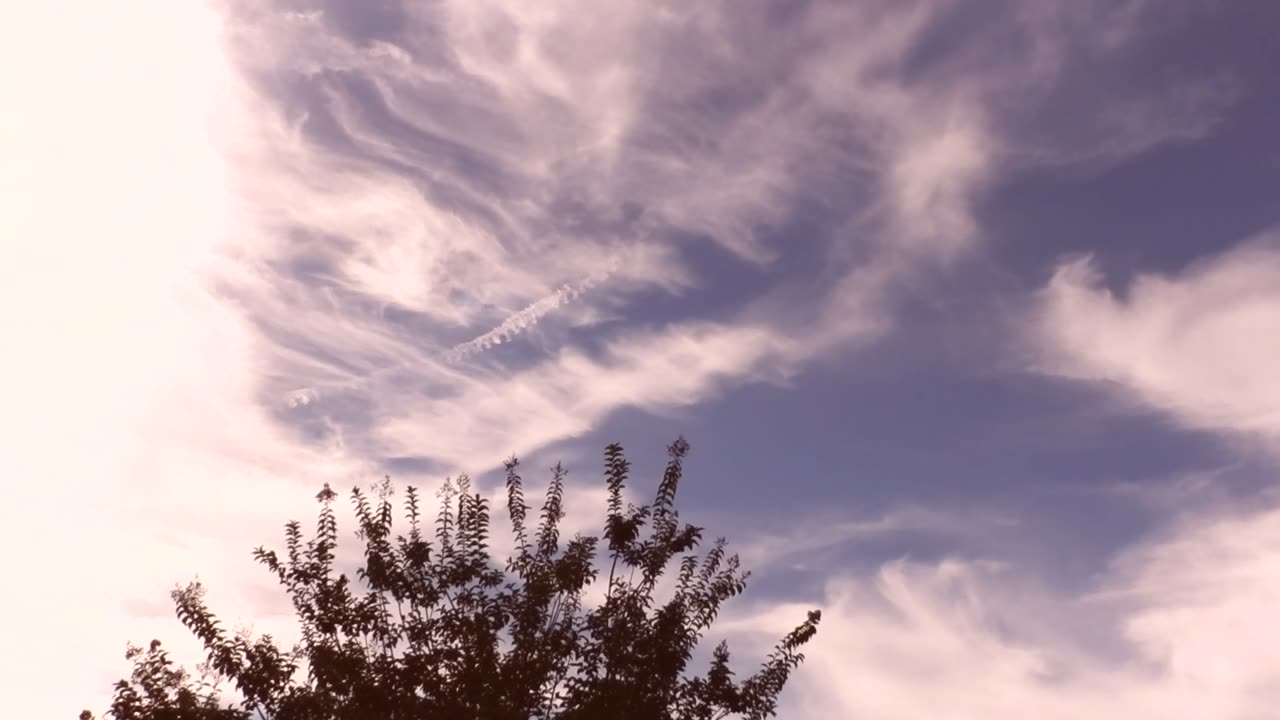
[2,1,1279,717]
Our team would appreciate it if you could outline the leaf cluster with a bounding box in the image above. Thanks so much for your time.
[85,439,820,720]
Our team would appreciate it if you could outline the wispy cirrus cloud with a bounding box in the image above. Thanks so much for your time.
[1028,229,1280,446]
[970,177,1280,720]
[205,0,1223,476]
[724,486,1280,718]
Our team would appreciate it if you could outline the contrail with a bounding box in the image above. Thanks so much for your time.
[281,259,623,410]
[445,260,617,362]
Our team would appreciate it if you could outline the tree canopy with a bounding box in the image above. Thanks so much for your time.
[84,439,820,720]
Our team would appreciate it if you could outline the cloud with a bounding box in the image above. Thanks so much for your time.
[1029,230,1280,445]
[976,1,1235,173]
[201,0,1221,481]
[789,226,1280,718]
[734,504,1022,574]
[444,249,629,361]
[722,493,1280,719]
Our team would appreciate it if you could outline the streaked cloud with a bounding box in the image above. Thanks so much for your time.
[1030,230,1280,445]
[206,0,1221,475]
[729,490,1280,718]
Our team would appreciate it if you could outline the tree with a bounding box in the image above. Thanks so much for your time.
[84,439,821,720]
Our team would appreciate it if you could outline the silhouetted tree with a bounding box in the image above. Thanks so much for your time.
[84,439,820,720]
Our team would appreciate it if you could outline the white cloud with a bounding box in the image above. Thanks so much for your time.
[375,317,876,472]
[197,0,961,475]
[787,230,1280,719]
[725,497,1280,719]
[1030,231,1280,444]
[200,0,1149,484]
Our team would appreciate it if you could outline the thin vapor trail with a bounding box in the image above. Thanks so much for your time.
[445,260,619,362]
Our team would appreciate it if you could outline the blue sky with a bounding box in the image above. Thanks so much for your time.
[4,1,1280,717]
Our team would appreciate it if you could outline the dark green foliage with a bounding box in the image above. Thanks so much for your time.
[84,439,820,720]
